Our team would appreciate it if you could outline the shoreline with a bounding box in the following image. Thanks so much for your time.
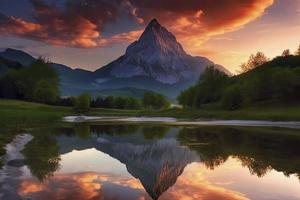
[63,115,300,129]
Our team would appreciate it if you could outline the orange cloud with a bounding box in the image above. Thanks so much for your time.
[98,29,143,47]
[0,0,273,49]
[18,169,249,200]
[159,167,249,200]
[0,16,42,35]
[163,0,274,54]
[18,172,147,200]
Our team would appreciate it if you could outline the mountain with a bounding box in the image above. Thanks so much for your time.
[95,19,228,84]
[93,19,229,97]
[0,19,230,98]
[0,48,35,66]
[96,136,198,200]
[0,56,23,77]
[0,48,97,96]
[56,127,199,200]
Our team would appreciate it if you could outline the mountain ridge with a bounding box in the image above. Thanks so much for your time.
[0,19,230,98]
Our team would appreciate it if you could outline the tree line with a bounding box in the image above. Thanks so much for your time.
[0,58,170,113]
[0,58,59,104]
[74,92,170,113]
[178,45,300,110]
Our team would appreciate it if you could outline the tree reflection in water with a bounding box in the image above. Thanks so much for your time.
[19,123,300,200]
[22,128,61,181]
[177,126,300,179]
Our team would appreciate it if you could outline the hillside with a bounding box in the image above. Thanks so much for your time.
[178,54,300,109]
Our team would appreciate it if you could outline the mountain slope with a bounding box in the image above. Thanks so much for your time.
[96,134,198,199]
[95,19,228,85]
[0,48,35,66]
[0,48,96,96]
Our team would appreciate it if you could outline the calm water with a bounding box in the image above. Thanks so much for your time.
[0,123,300,200]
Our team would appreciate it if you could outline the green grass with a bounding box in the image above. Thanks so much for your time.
[0,99,142,129]
[1,100,300,129]
[0,99,73,128]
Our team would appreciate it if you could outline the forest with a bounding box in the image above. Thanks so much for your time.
[178,47,300,110]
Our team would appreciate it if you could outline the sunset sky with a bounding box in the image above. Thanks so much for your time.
[0,0,299,72]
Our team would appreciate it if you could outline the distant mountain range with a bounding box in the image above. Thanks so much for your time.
[0,19,230,99]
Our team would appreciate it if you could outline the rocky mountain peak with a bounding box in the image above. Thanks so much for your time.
[126,18,186,56]
[96,18,224,85]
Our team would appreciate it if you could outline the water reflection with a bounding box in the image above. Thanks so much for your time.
[178,126,300,178]
[0,124,300,200]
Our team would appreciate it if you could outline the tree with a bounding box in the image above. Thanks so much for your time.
[282,49,291,57]
[104,96,115,108]
[177,85,197,107]
[90,96,141,110]
[295,44,300,56]
[0,72,21,99]
[240,52,268,73]
[195,66,229,106]
[23,133,60,181]
[114,97,127,109]
[222,86,242,110]
[33,79,58,103]
[271,68,297,100]
[74,93,91,113]
[142,92,170,109]
[7,58,59,101]
[91,97,104,108]
[177,66,229,108]
[126,97,141,109]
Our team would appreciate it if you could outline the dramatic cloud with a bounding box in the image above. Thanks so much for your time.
[130,0,274,54]
[0,0,140,48]
[18,171,249,200]
[0,0,273,49]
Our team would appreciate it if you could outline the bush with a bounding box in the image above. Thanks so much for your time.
[74,93,91,113]
[222,86,242,110]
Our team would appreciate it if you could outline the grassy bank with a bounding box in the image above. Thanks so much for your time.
[0,99,140,129]
[1,100,300,128]
[0,99,137,157]
[0,99,300,159]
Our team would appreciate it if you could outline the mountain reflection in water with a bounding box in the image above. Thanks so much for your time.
[1,124,300,200]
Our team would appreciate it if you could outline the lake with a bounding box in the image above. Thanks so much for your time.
[0,122,300,200]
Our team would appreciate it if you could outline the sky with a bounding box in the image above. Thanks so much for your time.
[0,0,299,73]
